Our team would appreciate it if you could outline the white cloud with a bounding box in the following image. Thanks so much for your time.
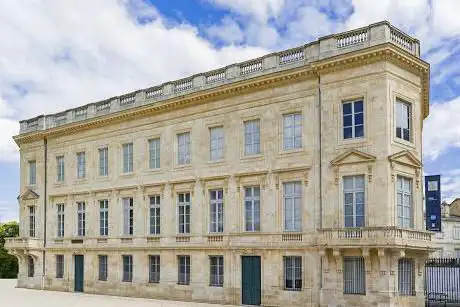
[0,118,19,162]
[206,0,286,23]
[206,16,245,45]
[424,98,460,160]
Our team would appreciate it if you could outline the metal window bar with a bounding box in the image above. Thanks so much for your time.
[284,256,302,291]
[122,255,133,282]
[425,258,460,304]
[56,255,64,278]
[398,258,415,296]
[98,255,108,281]
[343,256,366,295]
[210,256,224,287]
[178,255,190,285]
[149,255,160,283]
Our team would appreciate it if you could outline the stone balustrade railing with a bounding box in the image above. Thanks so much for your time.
[4,237,43,250]
[18,21,420,135]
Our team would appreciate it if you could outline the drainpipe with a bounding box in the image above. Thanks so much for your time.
[42,137,47,289]
[317,73,323,302]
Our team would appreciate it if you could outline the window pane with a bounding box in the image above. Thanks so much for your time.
[343,103,352,114]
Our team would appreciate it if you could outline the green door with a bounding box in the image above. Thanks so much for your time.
[242,256,261,305]
[74,255,84,292]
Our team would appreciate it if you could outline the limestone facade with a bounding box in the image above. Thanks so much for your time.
[6,22,434,307]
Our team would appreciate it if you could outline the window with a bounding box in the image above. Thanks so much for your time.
[56,155,65,182]
[209,189,224,233]
[343,256,366,295]
[343,99,364,139]
[122,255,133,282]
[122,143,133,173]
[100,200,109,237]
[76,152,86,179]
[123,197,134,235]
[99,147,108,177]
[210,126,224,161]
[57,204,65,237]
[177,132,191,165]
[210,256,224,287]
[456,249,460,258]
[283,113,302,150]
[397,176,413,228]
[244,119,260,156]
[28,256,34,278]
[343,175,365,227]
[398,258,415,296]
[149,138,161,169]
[56,255,64,279]
[453,227,460,240]
[29,160,36,185]
[396,99,411,142]
[149,255,160,283]
[29,206,35,237]
[283,182,302,232]
[98,255,108,281]
[77,202,86,236]
[177,192,191,234]
[178,255,190,285]
[244,186,260,232]
[284,256,302,291]
[149,195,160,235]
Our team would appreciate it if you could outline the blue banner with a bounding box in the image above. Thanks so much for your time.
[425,175,441,232]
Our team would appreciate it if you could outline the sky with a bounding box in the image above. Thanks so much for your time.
[0,0,459,222]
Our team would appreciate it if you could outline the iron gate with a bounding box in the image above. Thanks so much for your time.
[425,258,460,305]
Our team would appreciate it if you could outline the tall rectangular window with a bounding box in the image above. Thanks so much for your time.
[77,202,85,237]
[56,155,65,182]
[29,160,36,185]
[209,189,224,233]
[149,195,160,235]
[398,258,415,296]
[343,256,366,295]
[210,256,224,287]
[76,152,86,179]
[210,126,224,161]
[57,204,65,237]
[98,255,108,281]
[178,255,190,285]
[29,206,35,237]
[343,99,364,139]
[149,138,161,169]
[99,147,108,177]
[284,256,302,291]
[123,197,134,235]
[28,256,34,278]
[343,175,365,227]
[149,255,160,283]
[396,99,411,142]
[178,192,191,234]
[122,255,133,282]
[283,113,302,150]
[397,176,413,228]
[177,132,191,165]
[56,255,64,279]
[244,119,260,156]
[283,182,302,232]
[244,186,260,232]
[99,200,109,236]
[122,143,133,173]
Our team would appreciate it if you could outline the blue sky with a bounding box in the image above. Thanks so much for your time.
[0,0,460,222]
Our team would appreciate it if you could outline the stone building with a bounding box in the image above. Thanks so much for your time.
[431,199,460,258]
[6,21,434,306]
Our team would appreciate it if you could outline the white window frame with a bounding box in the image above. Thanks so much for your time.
[244,119,260,156]
[283,182,302,232]
[284,256,302,291]
[123,197,134,236]
[99,200,109,237]
[244,186,260,232]
[342,99,364,140]
[148,138,161,169]
[396,99,412,142]
[29,160,36,185]
[177,132,191,165]
[99,147,108,177]
[149,195,161,235]
[56,155,65,182]
[209,126,224,161]
[29,206,35,237]
[77,202,86,237]
[283,113,302,150]
[209,189,224,233]
[98,255,108,281]
[57,204,65,237]
[122,143,133,173]
[76,152,86,179]
[149,255,160,283]
[209,255,224,287]
[397,176,413,228]
[178,255,191,285]
[56,255,64,279]
[177,192,191,234]
[343,175,365,227]
[122,255,133,282]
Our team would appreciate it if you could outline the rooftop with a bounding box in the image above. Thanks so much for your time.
[18,21,422,136]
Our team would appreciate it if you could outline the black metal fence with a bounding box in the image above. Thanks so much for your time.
[425,258,460,305]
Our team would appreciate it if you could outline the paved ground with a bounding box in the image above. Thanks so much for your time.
[0,279,229,307]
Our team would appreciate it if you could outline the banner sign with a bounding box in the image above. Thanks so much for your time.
[425,175,441,232]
